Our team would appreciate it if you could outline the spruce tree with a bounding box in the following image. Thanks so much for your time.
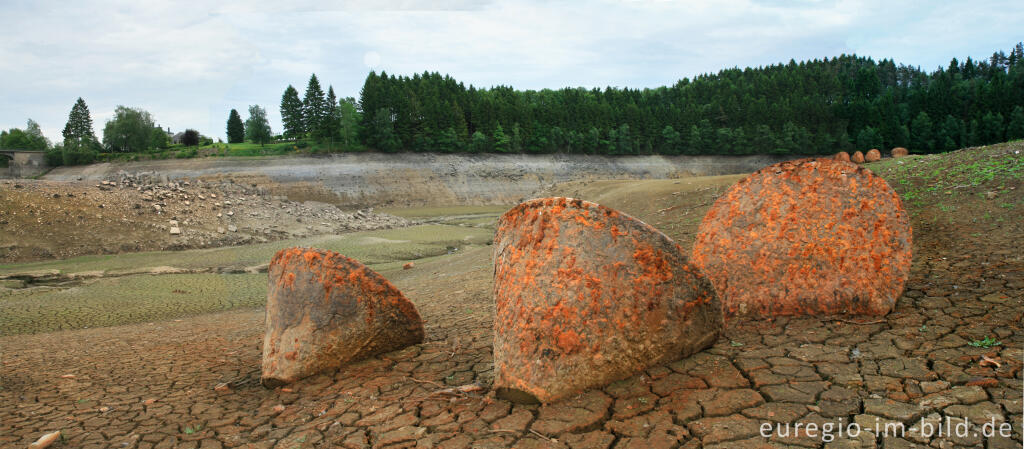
[1007,106,1024,140]
[226,109,245,143]
[280,85,305,138]
[62,97,96,143]
[303,74,327,139]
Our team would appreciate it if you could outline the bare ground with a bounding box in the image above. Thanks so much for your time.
[1,144,1022,449]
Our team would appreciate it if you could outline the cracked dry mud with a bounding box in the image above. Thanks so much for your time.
[2,147,1022,449]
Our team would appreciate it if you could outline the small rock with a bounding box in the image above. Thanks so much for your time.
[169,227,181,235]
[169,220,179,226]
[228,225,237,232]
[28,430,60,449]
[985,191,997,199]
[214,383,230,392]
[403,262,415,270]
[217,227,225,234]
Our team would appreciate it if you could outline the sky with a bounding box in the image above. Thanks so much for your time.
[1,0,1022,143]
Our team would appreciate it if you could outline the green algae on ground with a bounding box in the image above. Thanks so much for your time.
[0,224,493,276]
[0,273,267,336]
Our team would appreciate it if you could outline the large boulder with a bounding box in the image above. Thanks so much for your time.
[834,151,850,162]
[891,147,909,158]
[493,197,721,404]
[262,247,424,386]
[691,159,912,320]
[865,148,882,162]
[851,151,865,163]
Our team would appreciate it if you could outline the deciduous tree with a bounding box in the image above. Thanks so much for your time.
[102,106,157,152]
[244,105,272,146]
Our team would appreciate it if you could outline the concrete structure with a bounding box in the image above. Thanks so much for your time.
[0,150,48,178]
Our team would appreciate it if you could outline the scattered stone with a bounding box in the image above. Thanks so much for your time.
[851,151,865,163]
[492,197,721,403]
[28,430,60,449]
[865,148,881,162]
[262,247,424,386]
[891,147,909,158]
[692,158,912,319]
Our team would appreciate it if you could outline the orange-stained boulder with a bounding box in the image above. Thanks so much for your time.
[851,151,865,163]
[834,151,850,162]
[493,197,721,403]
[691,159,912,321]
[262,247,424,386]
[865,149,881,162]
[891,147,909,158]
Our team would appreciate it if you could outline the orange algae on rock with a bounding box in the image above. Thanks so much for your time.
[691,158,912,321]
[262,247,424,386]
[492,197,722,404]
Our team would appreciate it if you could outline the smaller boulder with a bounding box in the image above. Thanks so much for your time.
[851,151,865,163]
[262,247,424,386]
[865,149,881,162]
[891,147,909,158]
[834,151,850,162]
[402,262,415,270]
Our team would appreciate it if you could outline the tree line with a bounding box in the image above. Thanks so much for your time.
[351,42,1024,155]
[5,43,1023,166]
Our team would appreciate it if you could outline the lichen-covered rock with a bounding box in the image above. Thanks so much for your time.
[834,151,850,162]
[493,197,721,403]
[851,151,865,163]
[691,159,912,320]
[891,147,909,158]
[262,247,424,386]
[865,149,881,162]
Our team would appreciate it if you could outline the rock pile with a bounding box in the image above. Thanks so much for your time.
[262,247,424,386]
[1,173,410,263]
[491,197,721,403]
[691,158,912,319]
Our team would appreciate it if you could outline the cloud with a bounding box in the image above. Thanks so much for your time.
[0,0,1020,142]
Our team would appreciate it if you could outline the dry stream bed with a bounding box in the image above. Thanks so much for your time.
[1,144,1022,448]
